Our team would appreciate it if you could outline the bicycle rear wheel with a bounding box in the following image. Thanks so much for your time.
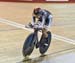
[39,31,52,54]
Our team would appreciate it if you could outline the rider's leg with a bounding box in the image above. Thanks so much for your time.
[42,28,48,38]
[43,15,52,38]
[42,15,52,38]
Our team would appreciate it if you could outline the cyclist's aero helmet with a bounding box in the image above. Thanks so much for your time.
[33,8,41,15]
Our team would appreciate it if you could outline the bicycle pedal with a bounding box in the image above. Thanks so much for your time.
[44,43,48,46]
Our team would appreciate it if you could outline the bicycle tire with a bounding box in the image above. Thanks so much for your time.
[22,33,35,57]
[39,31,52,54]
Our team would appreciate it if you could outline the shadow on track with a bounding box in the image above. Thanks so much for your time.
[18,55,47,63]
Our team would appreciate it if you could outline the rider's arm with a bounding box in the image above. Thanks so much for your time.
[32,14,36,25]
[32,16,35,23]
[41,16,45,26]
[38,16,45,28]
[48,15,53,27]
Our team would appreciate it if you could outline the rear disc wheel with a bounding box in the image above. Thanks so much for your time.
[39,31,52,54]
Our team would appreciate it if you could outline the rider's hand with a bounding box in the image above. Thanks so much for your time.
[29,22,34,26]
[34,24,38,28]
[31,22,35,26]
[25,22,34,28]
[43,25,49,29]
[38,25,43,28]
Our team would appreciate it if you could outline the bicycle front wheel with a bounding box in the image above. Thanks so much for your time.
[22,33,35,57]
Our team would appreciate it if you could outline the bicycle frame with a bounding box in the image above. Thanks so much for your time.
[33,28,39,46]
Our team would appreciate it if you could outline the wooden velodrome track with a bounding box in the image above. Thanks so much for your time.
[0,2,75,63]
